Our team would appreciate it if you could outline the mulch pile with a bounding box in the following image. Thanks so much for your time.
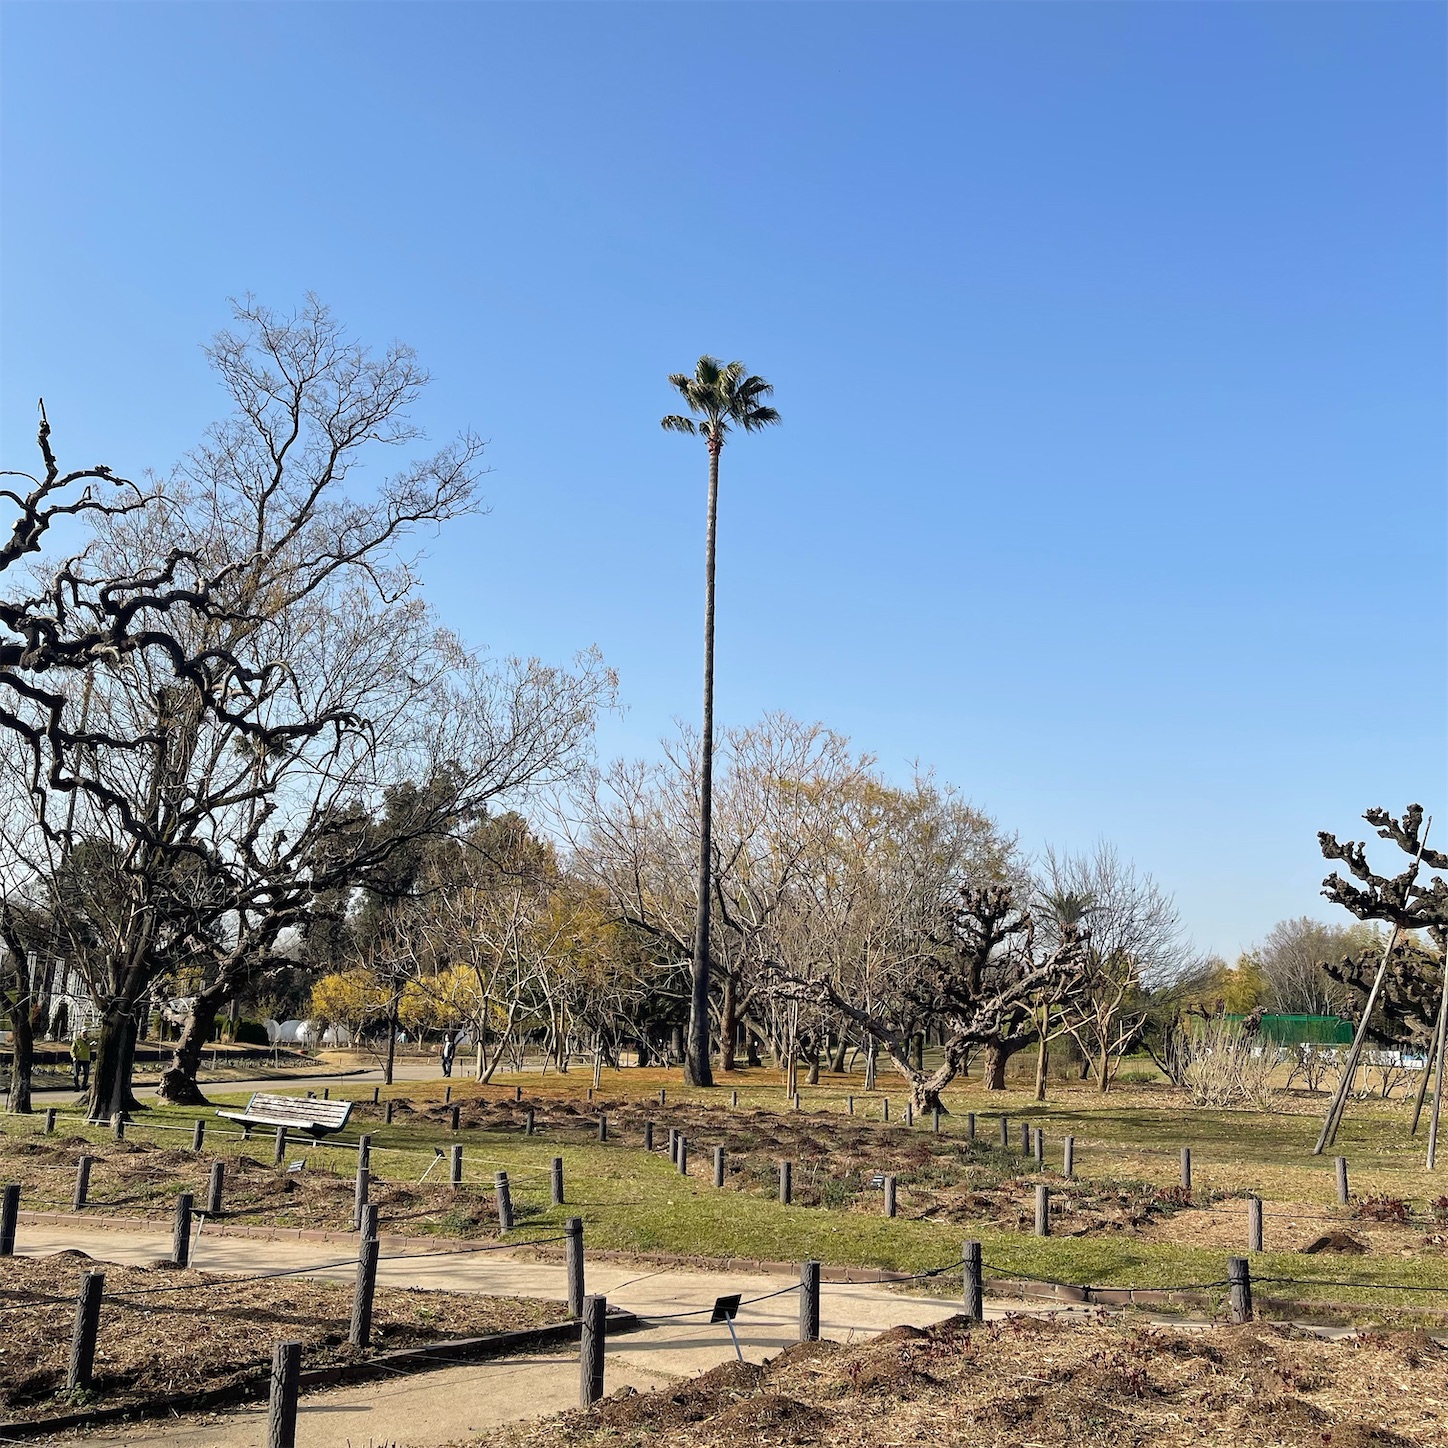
[503,1313,1448,1448]
[0,1250,566,1422]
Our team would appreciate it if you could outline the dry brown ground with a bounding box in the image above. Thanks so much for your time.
[502,1314,1448,1448]
[0,1250,566,1422]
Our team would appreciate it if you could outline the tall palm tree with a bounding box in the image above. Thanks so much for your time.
[662,357,780,1087]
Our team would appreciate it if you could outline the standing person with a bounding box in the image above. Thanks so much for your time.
[440,1032,455,1079]
[71,1034,91,1091]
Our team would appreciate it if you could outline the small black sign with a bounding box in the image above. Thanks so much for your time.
[710,1294,742,1323]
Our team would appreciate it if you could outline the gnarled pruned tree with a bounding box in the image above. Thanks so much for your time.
[762,883,1087,1112]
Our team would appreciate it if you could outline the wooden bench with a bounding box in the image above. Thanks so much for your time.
[216,1092,353,1137]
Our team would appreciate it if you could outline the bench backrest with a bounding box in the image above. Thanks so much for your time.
[245,1092,353,1129]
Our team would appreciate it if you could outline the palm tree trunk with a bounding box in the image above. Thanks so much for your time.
[685,443,721,1087]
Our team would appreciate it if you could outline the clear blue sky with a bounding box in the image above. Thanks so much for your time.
[3,3,1444,960]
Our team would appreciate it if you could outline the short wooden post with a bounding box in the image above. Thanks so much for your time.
[883,1174,897,1217]
[1180,1147,1192,1192]
[516,1085,524,1101]
[799,1259,821,1342]
[323,1087,330,1100]
[1020,1121,1031,1154]
[349,1227,379,1349]
[1335,1155,1349,1205]
[207,1160,225,1217]
[358,1133,372,1169]
[579,1293,606,1407]
[677,1137,688,1175]
[999,1114,1009,1148]
[384,1100,394,1125]
[44,1107,56,1134]
[933,1108,941,1134]
[525,1106,535,1136]
[792,1092,800,1112]
[1033,1128,1044,1168]
[191,1118,205,1152]
[172,1192,194,1267]
[731,1090,738,1107]
[1248,1195,1264,1253]
[273,1126,287,1166]
[658,1088,666,1105]
[966,1111,976,1141]
[1035,1183,1050,1237]
[551,1156,564,1206]
[779,1159,793,1205]
[586,1087,594,1102]
[73,1155,93,1211]
[111,1112,125,1141]
[713,1146,725,1187]
[372,1086,380,1104]
[905,1102,914,1127]
[68,1270,104,1390]
[450,1144,463,1188]
[450,1104,461,1131]
[495,1171,514,1230]
[1228,1256,1253,1323]
[566,1216,585,1317]
[668,1127,679,1162]
[0,1184,18,1255]
[1063,1135,1075,1179]
[643,1121,654,1151]
[597,1114,608,1143]
[963,1240,983,1322]
[266,1340,302,1448]
[847,1095,854,1115]
[882,1098,889,1122]
[443,1085,451,1103]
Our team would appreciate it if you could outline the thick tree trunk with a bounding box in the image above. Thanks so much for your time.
[909,1078,945,1114]
[982,1041,1011,1091]
[719,971,738,1073]
[864,1037,877,1092]
[1034,1032,1049,1102]
[685,443,723,1088]
[830,1031,849,1074]
[806,1040,821,1086]
[87,1008,142,1121]
[157,986,226,1106]
[5,1003,34,1114]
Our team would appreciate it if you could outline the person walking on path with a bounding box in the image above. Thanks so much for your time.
[439,1032,455,1079]
[71,1034,91,1091]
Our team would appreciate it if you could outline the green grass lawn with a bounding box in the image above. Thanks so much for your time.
[7,1072,1448,1322]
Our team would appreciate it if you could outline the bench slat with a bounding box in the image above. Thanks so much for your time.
[215,1091,353,1135]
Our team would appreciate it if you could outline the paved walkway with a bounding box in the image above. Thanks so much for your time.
[16,1220,1087,1448]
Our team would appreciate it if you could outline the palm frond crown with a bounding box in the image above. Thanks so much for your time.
[660,355,780,446]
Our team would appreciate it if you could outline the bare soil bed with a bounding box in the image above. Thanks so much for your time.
[0,1250,567,1422]
[503,1313,1448,1448]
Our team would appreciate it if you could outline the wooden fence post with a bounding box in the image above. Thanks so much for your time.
[1335,1156,1349,1206]
[566,1216,585,1317]
[597,1115,608,1143]
[350,1228,379,1347]
[779,1160,793,1206]
[450,1144,463,1189]
[1033,1128,1044,1168]
[172,1193,194,1267]
[643,1122,654,1151]
[266,1340,302,1448]
[1248,1195,1264,1253]
[552,1156,565,1207]
[731,1090,739,1108]
[525,1106,535,1136]
[883,1175,897,1218]
[999,1115,1009,1148]
[713,1146,725,1188]
[44,1107,56,1134]
[963,1240,983,1322]
[495,1171,514,1231]
[208,1161,226,1217]
[1035,1183,1050,1237]
[73,1156,93,1211]
[273,1126,287,1166]
[905,1102,914,1127]
[1020,1121,1031,1154]
[0,1184,18,1255]
[68,1270,104,1390]
[1181,1147,1192,1193]
[1228,1256,1253,1323]
[516,1085,523,1102]
[799,1260,821,1342]
[360,1203,379,1242]
[677,1138,688,1176]
[579,1293,606,1408]
[933,1109,941,1134]
[1063,1136,1075,1179]
[191,1119,205,1153]
[966,1111,976,1141]
[444,1085,451,1104]
[450,1104,461,1131]
[882,1098,889,1122]
[353,1155,369,1230]
[384,1101,394,1125]
[847,1095,854,1115]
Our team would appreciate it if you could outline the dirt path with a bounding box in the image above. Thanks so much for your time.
[16,1220,1087,1447]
